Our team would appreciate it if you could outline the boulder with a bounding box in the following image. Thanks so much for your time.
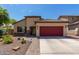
[12,46,20,51]
[0,39,3,42]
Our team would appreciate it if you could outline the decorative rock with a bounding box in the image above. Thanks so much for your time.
[0,39,3,42]
[17,37,21,40]
[21,38,26,44]
[12,46,20,51]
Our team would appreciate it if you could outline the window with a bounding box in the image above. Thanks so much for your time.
[17,26,27,32]
[17,26,23,32]
[68,25,75,30]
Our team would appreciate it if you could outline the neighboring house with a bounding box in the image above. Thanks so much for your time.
[13,16,68,37]
[59,16,79,36]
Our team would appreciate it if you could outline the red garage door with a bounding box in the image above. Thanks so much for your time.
[40,26,63,36]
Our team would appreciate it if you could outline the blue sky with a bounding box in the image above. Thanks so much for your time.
[0,4,79,21]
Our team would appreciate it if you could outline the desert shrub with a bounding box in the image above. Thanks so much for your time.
[2,35,13,44]
[21,38,26,44]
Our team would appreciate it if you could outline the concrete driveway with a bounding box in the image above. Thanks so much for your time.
[40,37,79,54]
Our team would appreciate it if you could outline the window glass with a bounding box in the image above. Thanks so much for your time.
[17,26,22,32]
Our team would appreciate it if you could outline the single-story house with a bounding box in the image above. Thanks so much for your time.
[59,16,79,36]
[13,16,68,37]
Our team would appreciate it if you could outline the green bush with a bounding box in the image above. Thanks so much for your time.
[2,35,13,44]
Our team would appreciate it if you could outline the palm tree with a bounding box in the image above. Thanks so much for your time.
[0,7,10,24]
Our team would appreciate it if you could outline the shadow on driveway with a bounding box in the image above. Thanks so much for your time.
[39,36,70,39]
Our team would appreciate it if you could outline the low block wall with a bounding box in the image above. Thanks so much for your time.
[67,28,78,36]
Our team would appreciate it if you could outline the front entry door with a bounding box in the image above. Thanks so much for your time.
[30,27,36,36]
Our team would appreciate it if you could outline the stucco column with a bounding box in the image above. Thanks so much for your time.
[14,26,17,33]
[27,26,31,35]
[76,28,79,35]
[63,25,68,36]
[36,25,40,37]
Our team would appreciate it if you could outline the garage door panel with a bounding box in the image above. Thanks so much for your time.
[40,26,63,36]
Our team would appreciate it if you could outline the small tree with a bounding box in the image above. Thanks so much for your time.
[10,19,16,24]
[0,6,17,35]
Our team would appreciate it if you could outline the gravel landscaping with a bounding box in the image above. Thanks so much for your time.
[0,37,31,55]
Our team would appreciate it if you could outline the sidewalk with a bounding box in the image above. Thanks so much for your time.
[25,38,40,55]
[67,35,79,39]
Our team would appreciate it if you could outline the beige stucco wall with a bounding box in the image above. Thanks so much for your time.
[26,18,40,30]
[67,29,78,36]
[14,19,26,33]
[67,22,79,36]
[59,17,69,21]
[36,22,68,37]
